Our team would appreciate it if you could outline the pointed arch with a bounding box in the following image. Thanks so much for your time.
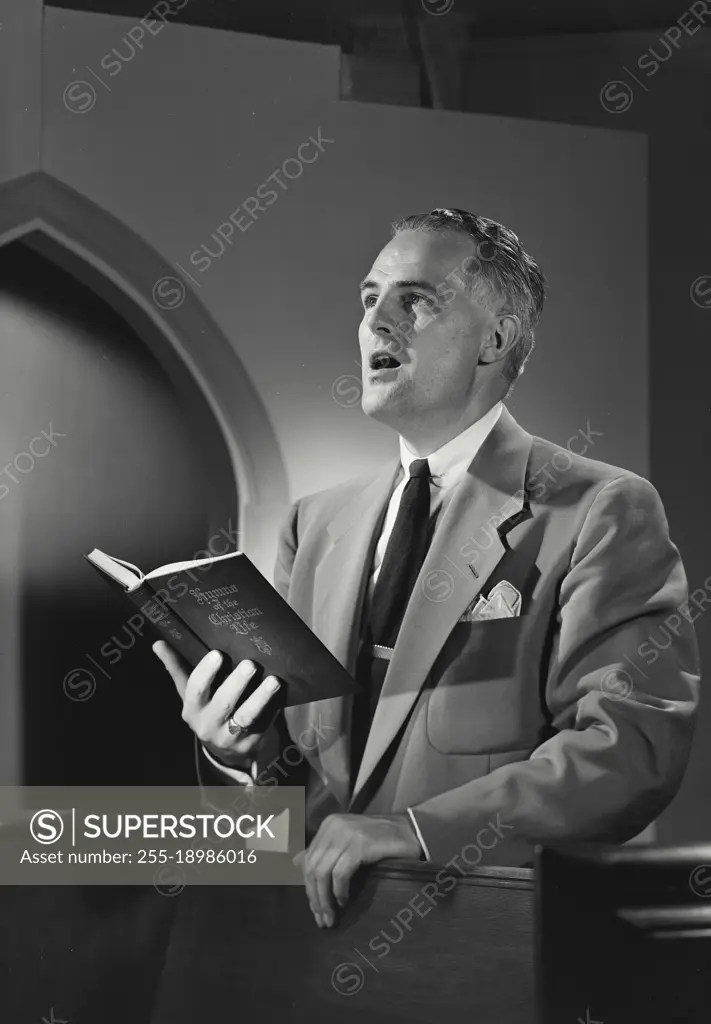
[0,170,288,569]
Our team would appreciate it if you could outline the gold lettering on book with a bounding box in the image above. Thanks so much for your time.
[207,609,263,630]
[188,584,240,608]
[188,586,265,639]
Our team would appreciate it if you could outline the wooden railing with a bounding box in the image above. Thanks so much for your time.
[152,861,535,1023]
[0,863,535,1023]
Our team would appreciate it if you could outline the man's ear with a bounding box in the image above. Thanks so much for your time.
[478,314,521,365]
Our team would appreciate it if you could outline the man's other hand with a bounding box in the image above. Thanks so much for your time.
[294,813,422,927]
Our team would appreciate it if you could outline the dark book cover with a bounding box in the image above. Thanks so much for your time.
[86,551,360,707]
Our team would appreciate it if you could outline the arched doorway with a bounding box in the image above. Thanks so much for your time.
[0,172,288,784]
[0,235,233,782]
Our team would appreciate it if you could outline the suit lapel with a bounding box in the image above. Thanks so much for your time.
[286,459,400,806]
[349,407,533,805]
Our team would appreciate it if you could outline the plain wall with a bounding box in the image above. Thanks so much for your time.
[0,0,42,184]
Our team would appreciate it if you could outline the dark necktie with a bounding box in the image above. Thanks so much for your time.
[350,458,432,780]
[368,457,432,647]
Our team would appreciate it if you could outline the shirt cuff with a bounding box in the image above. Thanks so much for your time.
[407,807,432,862]
[201,745,257,786]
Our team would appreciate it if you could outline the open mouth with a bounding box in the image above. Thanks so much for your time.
[369,351,401,371]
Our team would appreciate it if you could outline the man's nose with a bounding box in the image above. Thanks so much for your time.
[372,316,395,339]
[367,317,407,360]
[363,292,397,333]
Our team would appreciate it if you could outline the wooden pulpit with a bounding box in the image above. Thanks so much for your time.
[0,862,535,1024]
[151,861,535,1023]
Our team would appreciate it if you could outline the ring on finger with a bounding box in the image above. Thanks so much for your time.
[227,713,250,739]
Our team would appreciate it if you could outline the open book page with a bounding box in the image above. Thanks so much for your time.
[144,549,243,581]
[85,548,144,589]
[86,547,243,591]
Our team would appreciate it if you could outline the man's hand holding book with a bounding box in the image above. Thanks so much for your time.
[153,642,282,772]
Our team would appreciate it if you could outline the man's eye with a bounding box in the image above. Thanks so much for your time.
[404,292,434,309]
[362,295,377,308]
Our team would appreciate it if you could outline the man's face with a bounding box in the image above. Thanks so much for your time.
[358,229,499,430]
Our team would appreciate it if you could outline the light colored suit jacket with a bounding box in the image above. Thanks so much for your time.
[260,407,700,867]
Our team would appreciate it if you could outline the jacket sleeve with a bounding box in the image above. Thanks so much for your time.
[409,474,701,866]
[273,498,300,602]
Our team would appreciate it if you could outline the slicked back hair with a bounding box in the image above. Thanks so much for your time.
[391,208,546,389]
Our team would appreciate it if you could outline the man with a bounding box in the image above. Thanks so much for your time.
[154,207,700,929]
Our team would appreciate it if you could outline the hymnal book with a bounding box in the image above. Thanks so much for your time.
[85,547,360,707]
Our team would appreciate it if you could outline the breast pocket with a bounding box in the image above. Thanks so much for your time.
[426,617,537,755]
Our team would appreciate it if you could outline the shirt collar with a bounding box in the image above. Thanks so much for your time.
[399,401,503,486]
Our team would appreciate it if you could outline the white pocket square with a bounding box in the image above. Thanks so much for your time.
[460,580,522,622]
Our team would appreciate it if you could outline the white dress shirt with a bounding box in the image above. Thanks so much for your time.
[203,402,505,856]
[369,401,503,595]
